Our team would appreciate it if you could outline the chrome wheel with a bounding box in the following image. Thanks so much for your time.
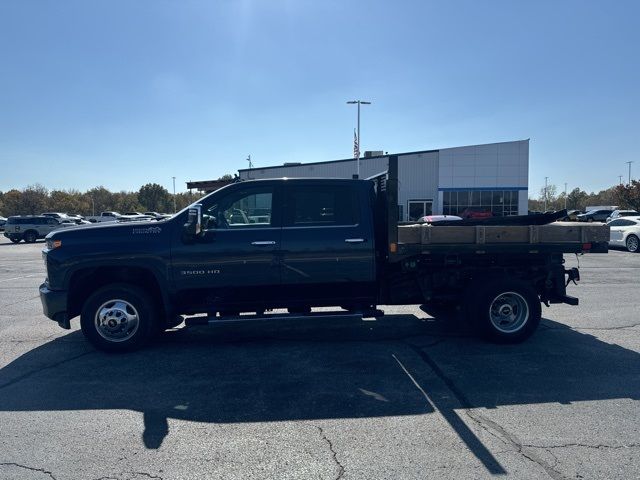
[94,299,140,342]
[489,292,529,333]
[627,235,639,253]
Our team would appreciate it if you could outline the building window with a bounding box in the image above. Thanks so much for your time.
[441,190,519,217]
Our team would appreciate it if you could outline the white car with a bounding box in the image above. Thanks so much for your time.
[608,217,640,252]
[606,209,639,223]
[418,215,463,223]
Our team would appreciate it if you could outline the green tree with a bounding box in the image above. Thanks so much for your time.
[20,184,49,215]
[50,189,91,215]
[113,191,143,213]
[566,188,588,210]
[614,180,640,211]
[85,186,115,215]
[138,183,171,212]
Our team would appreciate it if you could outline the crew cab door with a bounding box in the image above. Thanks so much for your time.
[279,182,376,305]
[171,184,282,311]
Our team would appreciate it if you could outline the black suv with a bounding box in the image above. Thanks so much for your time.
[3,216,74,243]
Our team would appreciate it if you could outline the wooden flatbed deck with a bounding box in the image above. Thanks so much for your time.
[393,222,609,258]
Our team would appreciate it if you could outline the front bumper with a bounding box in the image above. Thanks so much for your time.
[39,282,70,329]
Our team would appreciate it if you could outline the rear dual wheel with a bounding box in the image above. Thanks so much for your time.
[466,277,541,343]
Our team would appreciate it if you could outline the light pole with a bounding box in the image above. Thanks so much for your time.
[619,175,623,185]
[347,100,371,177]
[626,161,634,185]
[544,177,549,212]
[172,176,176,213]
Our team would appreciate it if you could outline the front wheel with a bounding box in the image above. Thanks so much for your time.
[81,283,156,352]
[9,236,22,243]
[467,277,541,343]
[627,234,640,253]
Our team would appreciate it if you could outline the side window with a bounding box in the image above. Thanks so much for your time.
[618,219,635,226]
[285,185,359,227]
[208,188,274,228]
[608,219,628,226]
[47,218,58,225]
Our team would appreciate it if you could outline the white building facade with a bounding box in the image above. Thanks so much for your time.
[238,140,529,221]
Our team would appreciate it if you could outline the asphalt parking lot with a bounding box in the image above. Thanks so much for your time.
[0,236,638,480]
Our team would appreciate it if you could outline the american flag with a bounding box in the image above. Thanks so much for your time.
[353,129,359,159]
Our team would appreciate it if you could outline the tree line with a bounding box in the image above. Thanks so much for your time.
[0,183,205,217]
[528,181,640,212]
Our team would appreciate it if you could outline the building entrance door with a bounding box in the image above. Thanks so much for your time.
[408,200,433,221]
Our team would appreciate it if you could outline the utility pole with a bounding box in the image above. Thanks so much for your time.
[619,175,623,185]
[172,176,176,213]
[544,177,549,212]
[626,161,633,185]
[347,100,371,177]
[564,182,567,210]
[247,155,253,179]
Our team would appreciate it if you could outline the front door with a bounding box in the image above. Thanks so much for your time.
[171,184,282,311]
[408,200,433,221]
[279,183,376,306]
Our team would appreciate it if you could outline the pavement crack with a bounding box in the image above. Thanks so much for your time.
[0,462,57,479]
[524,442,640,450]
[402,341,570,480]
[0,350,94,390]
[574,323,640,331]
[314,425,345,480]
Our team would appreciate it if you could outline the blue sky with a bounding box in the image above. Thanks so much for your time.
[1,0,638,196]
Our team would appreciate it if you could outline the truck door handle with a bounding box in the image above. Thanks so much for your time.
[345,238,366,243]
[251,241,277,246]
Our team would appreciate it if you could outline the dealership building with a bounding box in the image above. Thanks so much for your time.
[237,139,529,221]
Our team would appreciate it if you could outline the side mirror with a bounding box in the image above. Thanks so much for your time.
[184,204,203,236]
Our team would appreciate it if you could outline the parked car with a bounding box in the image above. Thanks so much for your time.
[144,211,172,220]
[608,217,640,252]
[576,209,613,222]
[0,216,7,231]
[3,216,75,243]
[43,212,90,225]
[418,215,463,223]
[459,207,493,220]
[606,209,639,223]
[558,210,582,221]
[86,212,123,223]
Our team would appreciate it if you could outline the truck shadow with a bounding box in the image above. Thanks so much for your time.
[0,314,638,475]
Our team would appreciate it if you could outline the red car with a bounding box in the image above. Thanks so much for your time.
[459,207,493,219]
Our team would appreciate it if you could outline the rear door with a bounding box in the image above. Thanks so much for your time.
[279,182,376,305]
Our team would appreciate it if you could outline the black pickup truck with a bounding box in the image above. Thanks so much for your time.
[40,156,608,352]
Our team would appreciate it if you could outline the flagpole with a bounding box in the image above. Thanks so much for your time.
[347,100,371,178]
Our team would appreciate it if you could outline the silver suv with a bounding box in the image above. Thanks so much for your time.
[3,216,75,243]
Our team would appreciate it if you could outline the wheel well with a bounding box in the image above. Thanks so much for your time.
[68,266,166,324]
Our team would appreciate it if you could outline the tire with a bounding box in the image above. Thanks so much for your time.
[80,283,156,352]
[23,230,38,243]
[9,236,22,243]
[467,277,541,344]
[626,234,640,253]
